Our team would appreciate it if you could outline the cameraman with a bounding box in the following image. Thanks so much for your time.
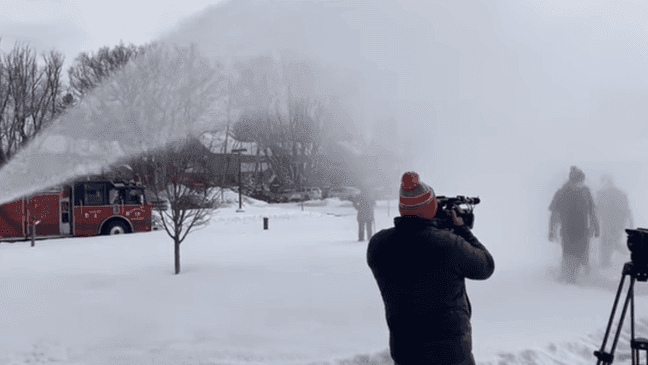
[367,171,495,365]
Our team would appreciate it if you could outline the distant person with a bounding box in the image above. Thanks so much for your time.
[353,186,376,241]
[367,171,495,365]
[109,188,120,205]
[595,174,633,268]
[549,166,599,283]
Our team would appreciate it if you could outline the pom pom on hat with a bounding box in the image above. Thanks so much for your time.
[569,166,585,183]
[399,171,438,219]
[401,172,420,191]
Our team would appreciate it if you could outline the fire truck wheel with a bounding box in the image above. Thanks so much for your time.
[105,221,129,235]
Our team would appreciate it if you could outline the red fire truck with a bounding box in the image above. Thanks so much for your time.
[0,179,152,241]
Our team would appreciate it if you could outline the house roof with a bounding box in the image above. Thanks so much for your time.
[198,130,258,155]
[335,140,365,156]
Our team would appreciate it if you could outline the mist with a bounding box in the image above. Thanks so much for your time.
[1,0,647,267]
[153,0,648,267]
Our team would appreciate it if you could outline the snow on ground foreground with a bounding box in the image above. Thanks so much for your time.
[0,198,645,365]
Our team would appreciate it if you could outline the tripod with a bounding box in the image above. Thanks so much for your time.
[594,261,648,365]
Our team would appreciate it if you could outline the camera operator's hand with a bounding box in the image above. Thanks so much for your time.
[450,207,464,227]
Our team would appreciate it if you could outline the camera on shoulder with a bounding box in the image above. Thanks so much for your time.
[435,195,481,230]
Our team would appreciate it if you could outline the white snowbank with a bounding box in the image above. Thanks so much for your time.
[214,188,270,207]
[0,201,643,365]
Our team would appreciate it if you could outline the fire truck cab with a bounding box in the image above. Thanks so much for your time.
[0,179,152,241]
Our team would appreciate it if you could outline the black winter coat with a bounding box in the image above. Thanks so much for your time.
[367,216,495,365]
[549,182,598,256]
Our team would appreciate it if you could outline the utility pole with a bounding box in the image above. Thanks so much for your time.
[28,198,40,247]
[232,148,247,212]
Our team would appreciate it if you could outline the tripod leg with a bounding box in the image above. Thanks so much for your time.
[631,277,636,365]
[610,277,634,359]
[598,273,628,353]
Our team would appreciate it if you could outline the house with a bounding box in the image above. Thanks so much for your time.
[320,139,399,196]
[196,131,268,187]
[207,152,270,186]
[105,134,269,191]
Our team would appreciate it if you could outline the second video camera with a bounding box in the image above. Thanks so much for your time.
[625,228,648,280]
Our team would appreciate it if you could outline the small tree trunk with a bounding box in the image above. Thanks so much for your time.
[174,238,181,274]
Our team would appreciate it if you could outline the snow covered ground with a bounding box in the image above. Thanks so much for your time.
[0,196,645,365]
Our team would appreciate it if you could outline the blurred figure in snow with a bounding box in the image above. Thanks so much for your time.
[595,174,633,268]
[353,186,375,241]
[367,171,494,365]
[549,166,599,283]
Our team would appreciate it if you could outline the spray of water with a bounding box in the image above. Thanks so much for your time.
[1,0,648,259]
[0,41,224,204]
[0,0,396,205]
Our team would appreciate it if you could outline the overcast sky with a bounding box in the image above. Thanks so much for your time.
[0,0,224,69]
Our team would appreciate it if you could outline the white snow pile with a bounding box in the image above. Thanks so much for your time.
[215,188,269,207]
[1,201,646,365]
[0,341,73,365]
[151,190,368,229]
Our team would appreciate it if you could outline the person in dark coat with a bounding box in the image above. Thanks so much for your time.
[353,187,376,241]
[367,171,495,365]
[595,174,633,268]
[549,166,599,283]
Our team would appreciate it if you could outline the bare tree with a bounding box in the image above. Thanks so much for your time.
[222,50,368,193]
[269,52,367,190]
[0,42,66,167]
[228,55,359,192]
[57,41,225,157]
[67,41,144,102]
[144,138,219,275]
[92,42,225,275]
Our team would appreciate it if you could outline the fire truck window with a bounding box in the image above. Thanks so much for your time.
[109,189,121,205]
[85,188,104,206]
[127,189,142,204]
[74,184,84,206]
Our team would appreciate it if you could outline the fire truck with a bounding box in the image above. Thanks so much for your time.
[0,179,152,241]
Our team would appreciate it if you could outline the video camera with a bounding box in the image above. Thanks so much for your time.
[434,195,481,230]
[625,228,648,280]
